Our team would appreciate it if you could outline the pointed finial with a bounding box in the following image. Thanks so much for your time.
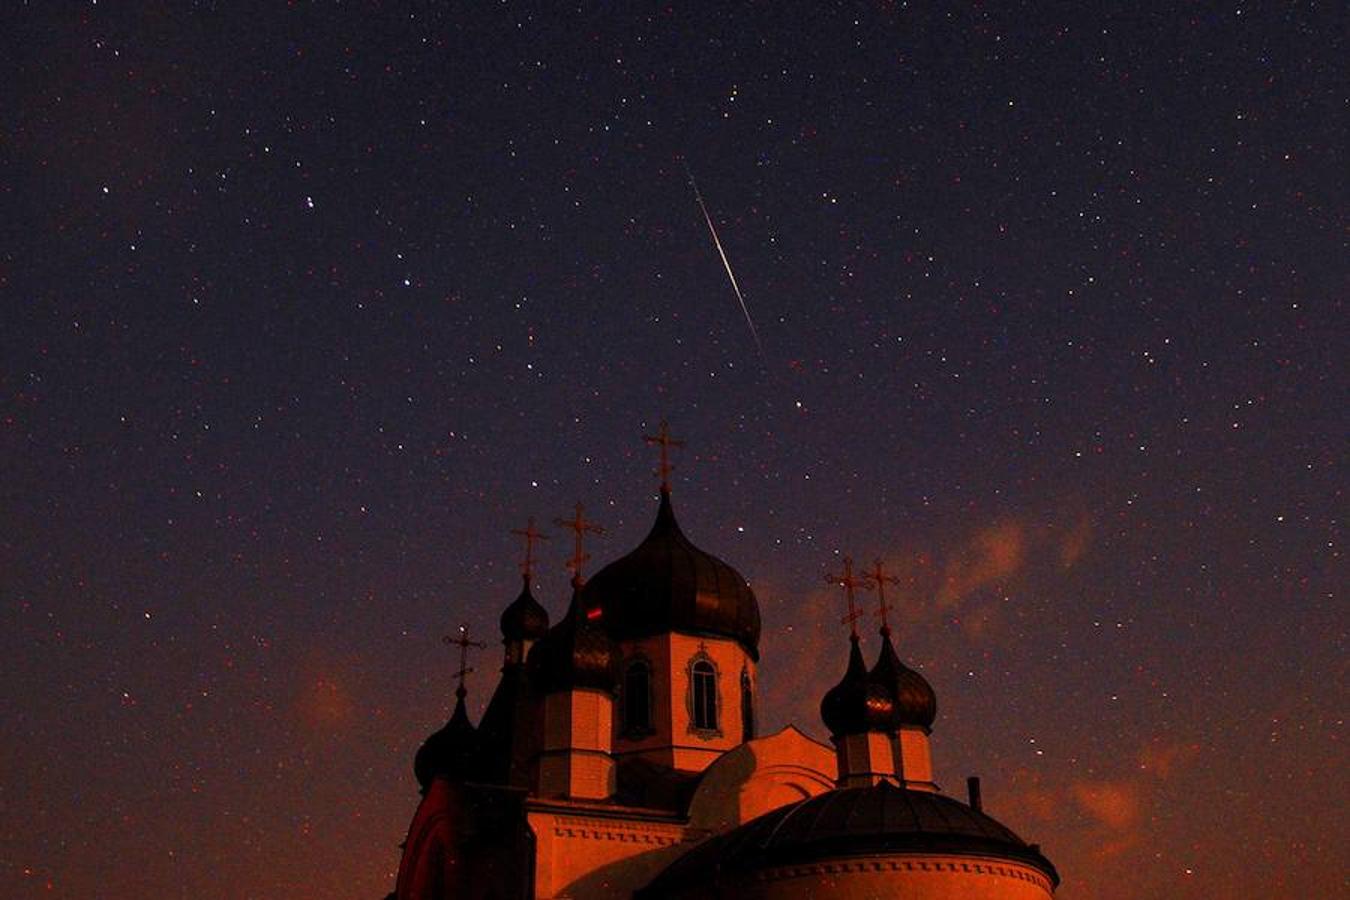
[554,502,604,586]
[826,556,868,639]
[642,420,685,493]
[510,517,549,583]
[863,558,900,636]
[443,624,486,698]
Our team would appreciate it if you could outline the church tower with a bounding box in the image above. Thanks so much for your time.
[863,558,940,791]
[476,522,551,789]
[821,557,901,787]
[527,505,620,800]
[580,424,762,773]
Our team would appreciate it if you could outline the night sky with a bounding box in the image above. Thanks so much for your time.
[2,3,1344,898]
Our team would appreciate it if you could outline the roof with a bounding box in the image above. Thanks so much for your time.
[638,782,1058,895]
[820,635,896,737]
[527,590,619,693]
[582,490,761,659]
[413,686,479,791]
[499,577,550,642]
[870,630,938,729]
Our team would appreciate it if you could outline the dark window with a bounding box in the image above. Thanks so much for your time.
[691,660,718,731]
[623,661,651,733]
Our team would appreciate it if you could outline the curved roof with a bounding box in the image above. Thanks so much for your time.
[527,590,619,693]
[500,577,550,642]
[582,490,761,659]
[820,635,896,737]
[639,783,1058,895]
[870,630,938,729]
[413,686,478,791]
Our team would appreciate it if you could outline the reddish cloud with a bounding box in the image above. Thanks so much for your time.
[1071,780,1142,830]
[938,521,1025,608]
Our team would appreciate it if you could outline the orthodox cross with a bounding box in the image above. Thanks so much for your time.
[642,420,685,492]
[509,517,549,581]
[442,624,486,695]
[825,556,868,638]
[863,558,901,635]
[554,502,604,585]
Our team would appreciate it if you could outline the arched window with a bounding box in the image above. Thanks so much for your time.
[623,660,652,734]
[690,659,718,731]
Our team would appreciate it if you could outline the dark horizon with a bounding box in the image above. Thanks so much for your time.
[2,3,1343,898]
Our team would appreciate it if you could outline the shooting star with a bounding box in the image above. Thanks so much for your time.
[683,162,765,362]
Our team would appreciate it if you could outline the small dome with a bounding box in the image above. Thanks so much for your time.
[413,686,478,791]
[638,783,1058,896]
[582,491,761,659]
[820,636,895,737]
[500,577,550,642]
[528,589,619,693]
[869,629,937,730]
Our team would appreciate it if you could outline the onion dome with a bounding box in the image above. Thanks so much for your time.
[581,490,761,659]
[500,576,550,642]
[869,629,938,730]
[413,685,479,791]
[637,782,1059,896]
[820,636,896,737]
[528,589,619,693]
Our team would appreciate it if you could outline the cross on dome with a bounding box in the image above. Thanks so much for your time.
[509,517,549,582]
[442,624,486,698]
[825,556,868,638]
[863,558,900,635]
[642,420,685,493]
[554,502,604,586]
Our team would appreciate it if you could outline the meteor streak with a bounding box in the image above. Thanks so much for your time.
[683,162,765,362]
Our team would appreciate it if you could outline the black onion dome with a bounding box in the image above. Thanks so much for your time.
[527,589,619,693]
[869,630,938,730]
[500,576,550,641]
[637,783,1058,896]
[413,686,479,791]
[820,636,896,737]
[581,490,761,659]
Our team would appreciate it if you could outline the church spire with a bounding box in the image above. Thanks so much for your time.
[554,502,604,587]
[822,556,899,787]
[863,557,899,637]
[414,624,485,793]
[642,420,685,494]
[510,517,548,585]
[826,556,867,639]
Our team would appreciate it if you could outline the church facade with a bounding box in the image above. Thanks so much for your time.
[390,432,1059,899]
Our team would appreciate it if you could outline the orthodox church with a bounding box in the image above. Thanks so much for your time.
[390,427,1059,899]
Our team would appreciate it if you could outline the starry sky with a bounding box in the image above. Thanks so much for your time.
[1,3,1344,898]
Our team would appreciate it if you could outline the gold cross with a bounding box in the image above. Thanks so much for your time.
[509,517,549,581]
[554,502,604,585]
[642,420,686,492]
[443,624,486,692]
[863,558,900,634]
[825,556,868,638]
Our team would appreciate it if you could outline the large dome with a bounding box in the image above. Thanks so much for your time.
[638,782,1058,896]
[581,490,761,659]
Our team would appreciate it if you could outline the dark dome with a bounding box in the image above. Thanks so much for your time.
[413,686,479,791]
[500,577,550,641]
[870,630,938,730]
[638,783,1058,896]
[581,491,761,659]
[820,636,895,737]
[528,590,619,693]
